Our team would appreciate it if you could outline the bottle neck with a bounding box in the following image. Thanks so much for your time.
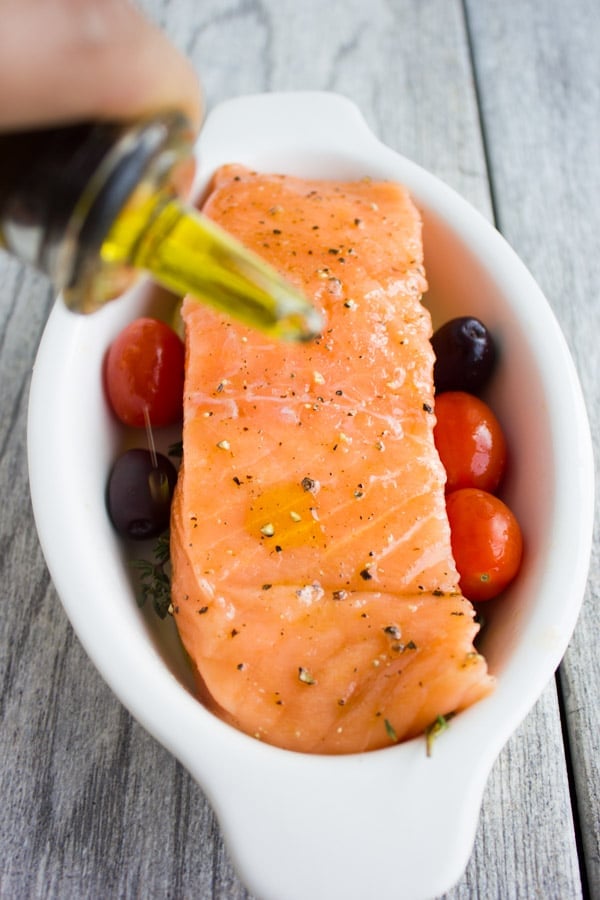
[0,113,195,312]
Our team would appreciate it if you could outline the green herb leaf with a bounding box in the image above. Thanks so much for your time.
[424,712,455,757]
[131,531,172,619]
[168,439,184,458]
[153,531,171,565]
[384,718,398,743]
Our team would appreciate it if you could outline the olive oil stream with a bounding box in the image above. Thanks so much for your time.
[101,191,323,342]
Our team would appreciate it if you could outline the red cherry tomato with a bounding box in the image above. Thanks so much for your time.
[434,391,507,494]
[446,488,523,602]
[105,317,185,428]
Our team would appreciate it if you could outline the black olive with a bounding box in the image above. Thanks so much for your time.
[106,449,177,540]
[431,316,497,394]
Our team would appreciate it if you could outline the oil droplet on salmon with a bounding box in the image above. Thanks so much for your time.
[245,481,324,548]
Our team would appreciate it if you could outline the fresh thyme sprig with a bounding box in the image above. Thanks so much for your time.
[131,531,172,619]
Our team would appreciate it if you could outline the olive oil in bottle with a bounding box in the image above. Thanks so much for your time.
[0,113,321,341]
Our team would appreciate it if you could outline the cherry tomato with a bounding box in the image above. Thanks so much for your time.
[434,391,507,494]
[105,317,185,428]
[446,488,523,602]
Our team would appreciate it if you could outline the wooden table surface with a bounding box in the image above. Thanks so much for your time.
[1,1,598,897]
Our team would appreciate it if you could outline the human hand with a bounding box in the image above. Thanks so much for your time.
[0,0,202,131]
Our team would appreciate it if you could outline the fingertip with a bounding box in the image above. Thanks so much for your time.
[0,0,204,131]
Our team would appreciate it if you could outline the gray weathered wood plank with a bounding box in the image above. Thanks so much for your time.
[465,0,600,895]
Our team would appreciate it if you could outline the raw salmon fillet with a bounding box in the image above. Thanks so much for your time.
[170,165,495,754]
